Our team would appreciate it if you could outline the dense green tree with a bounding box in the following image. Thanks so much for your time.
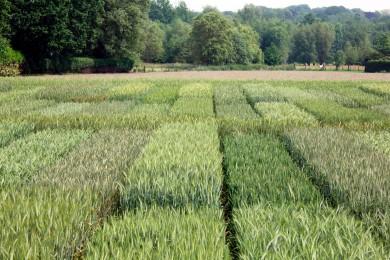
[142,21,164,62]
[289,26,315,64]
[0,0,10,37]
[334,50,345,70]
[149,0,174,24]
[232,24,263,64]
[69,0,104,56]
[11,0,74,71]
[164,19,192,63]
[374,32,390,56]
[175,2,195,23]
[302,13,316,25]
[261,22,289,65]
[264,43,283,65]
[96,0,149,59]
[191,11,234,65]
[344,41,359,65]
[312,23,334,64]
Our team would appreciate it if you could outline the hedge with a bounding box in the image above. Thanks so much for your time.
[45,57,135,74]
[365,59,390,73]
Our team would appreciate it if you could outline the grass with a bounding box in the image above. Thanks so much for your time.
[244,83,286,104]
[1,77,390,258]
[255,102,318,128]
[235,204,387,259]
[294,98,388,127]
[216,104,258,120]
[0,122,35,148]
[37,129,149,189]
[361,83,390,98]
[0,186,102,259]
[109,82,152,101]
[171,98,214,118]
[36,80,117,102]
[214,85,247,105]
[179,83,213,98]
[0,130,149,259]
[85,207,229,259]
[122,122,223,209]
[359,130,390,157]
[223,134,322,207]
[286,127,390,246]
[0,129,91,185]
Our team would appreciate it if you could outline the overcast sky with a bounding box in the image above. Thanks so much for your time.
[171,0,389,12]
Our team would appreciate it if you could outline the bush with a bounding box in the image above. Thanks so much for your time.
[365,59,390,73]
[45,57,135,73]
[0,37,23,76]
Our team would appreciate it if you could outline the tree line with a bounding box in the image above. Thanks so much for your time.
[0,0,389,73]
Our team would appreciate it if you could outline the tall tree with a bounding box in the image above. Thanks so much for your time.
[149,0,174,24]
[11,0,74,71]
[312,23,334,64]
[96,0,150,59]
[0,0,10,37]
[232,24,263,64]
[261,22,290,65]
[175,1,194,23]
[289,26,316,64]
[191,11,234,65]
[164,19,192,63]
[374,32,390,57]
[142,21,164,62]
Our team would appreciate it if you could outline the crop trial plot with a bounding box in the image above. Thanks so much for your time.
[1,77,390,259]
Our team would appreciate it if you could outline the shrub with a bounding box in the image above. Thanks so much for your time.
[44,57,135,73]
[365,59,390,73]
[0,37,23,76]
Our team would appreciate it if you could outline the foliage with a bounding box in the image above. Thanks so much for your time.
[142,21,165,63]
[95,0,149,59]
[232,24,263,64]
[163,19,192,63]
[149,0,174,24]
[365,59,390,73]
[0,0,10,37]
[191,11,234,65]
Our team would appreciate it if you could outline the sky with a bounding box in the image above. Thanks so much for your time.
[171,0,389,12]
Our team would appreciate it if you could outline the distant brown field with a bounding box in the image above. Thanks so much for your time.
[46,70,390,81]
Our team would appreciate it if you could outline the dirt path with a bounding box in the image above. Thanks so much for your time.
[41,70,390,81]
